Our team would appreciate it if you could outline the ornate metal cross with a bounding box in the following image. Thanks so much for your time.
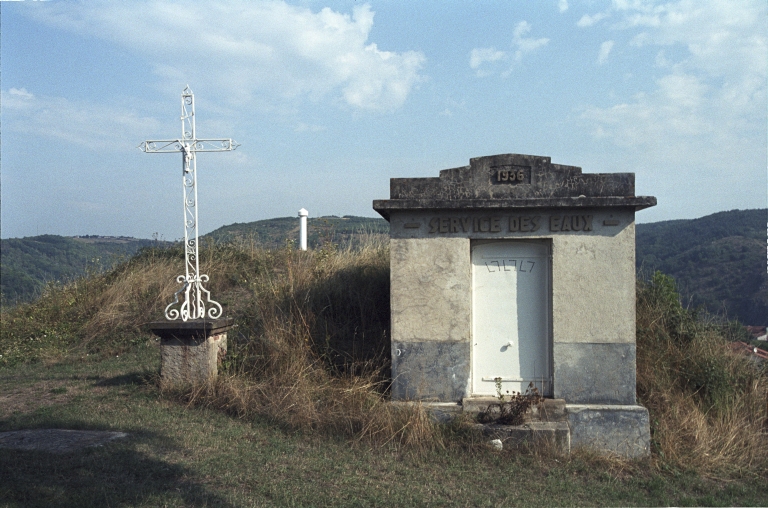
[139,86,239,321]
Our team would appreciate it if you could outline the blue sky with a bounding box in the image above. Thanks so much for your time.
[2,0,766,240]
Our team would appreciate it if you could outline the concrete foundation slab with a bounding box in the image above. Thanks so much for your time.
[476,422,571,454]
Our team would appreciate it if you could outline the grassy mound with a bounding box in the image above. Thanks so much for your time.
[1,240,765,472]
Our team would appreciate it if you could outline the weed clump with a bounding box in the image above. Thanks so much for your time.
[477,380,542,426]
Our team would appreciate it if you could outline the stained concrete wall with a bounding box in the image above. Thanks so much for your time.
[391,237,471,343]
[389,209,637,403]
[390,237,471,400]
[549,212,637,404]
[551,219,635,344]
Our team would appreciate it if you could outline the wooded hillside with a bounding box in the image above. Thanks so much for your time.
[636,209,766,325]
[0,236,163,304]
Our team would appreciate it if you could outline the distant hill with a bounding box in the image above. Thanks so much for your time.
[205,215,389,249]
[2,210,765,325]
[0,235,165,305]
[636,209,767,326]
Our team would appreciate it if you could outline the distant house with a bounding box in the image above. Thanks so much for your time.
[729,341,768,362]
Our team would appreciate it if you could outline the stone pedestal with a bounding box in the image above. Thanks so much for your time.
[149,318,233,389]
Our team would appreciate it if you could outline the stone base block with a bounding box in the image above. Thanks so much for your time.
[567,404,650,458]
[150,319,232,389]
[388,400,650,457]
[554,343,637,405]
[159,333,227,389]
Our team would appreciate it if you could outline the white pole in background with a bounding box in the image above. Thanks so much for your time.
[298,208,308,251]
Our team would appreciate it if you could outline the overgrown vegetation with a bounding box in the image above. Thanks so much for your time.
[183,235,459,451]
[1,238,766,476]
[636,271,768,475]
[0,235,465,452]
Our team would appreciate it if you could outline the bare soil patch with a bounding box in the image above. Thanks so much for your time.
[0,379,77,418]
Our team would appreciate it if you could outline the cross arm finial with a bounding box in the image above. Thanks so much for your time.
[138,139,240,153]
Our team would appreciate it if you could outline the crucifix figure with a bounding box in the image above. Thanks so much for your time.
[139,86,239,321]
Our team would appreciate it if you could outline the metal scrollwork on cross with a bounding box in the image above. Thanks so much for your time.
[139,86,239,321]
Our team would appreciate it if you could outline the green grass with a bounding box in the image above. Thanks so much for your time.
[2,347,767,507]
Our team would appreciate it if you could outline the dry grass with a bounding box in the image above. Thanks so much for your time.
[81,257,181,341]
[184,374,451,452]
[636,272,768,476]
[0,235,455,451]
[177,236,465,451]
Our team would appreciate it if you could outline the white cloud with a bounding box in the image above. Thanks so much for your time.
[26,1,425,112]
[582,72,711,146]
[558,0,569,13]
[8,87,34,100]
[620,0,767,84]
[2,88,161,151]
[469,21,548,77]
[577,12,609,27]
[657,73,708,110]
[597,40,614,65]
[512,21,549,61]
[469,47,506,76]
[579,0,765,155]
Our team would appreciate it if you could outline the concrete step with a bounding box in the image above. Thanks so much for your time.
[476,421,570,454]
[391,400,571,455]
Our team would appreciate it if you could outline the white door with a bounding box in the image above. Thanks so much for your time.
[471,241,550,396]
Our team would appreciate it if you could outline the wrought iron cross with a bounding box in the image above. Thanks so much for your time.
[139,86,239,321]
